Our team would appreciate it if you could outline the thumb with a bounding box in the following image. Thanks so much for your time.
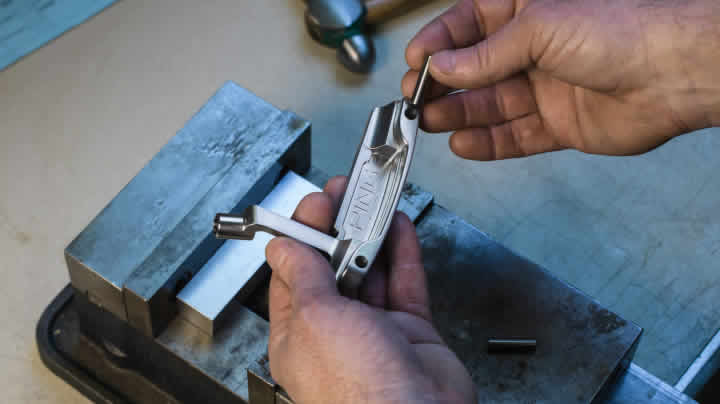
[429,16,537,89]
[266,237,339,306]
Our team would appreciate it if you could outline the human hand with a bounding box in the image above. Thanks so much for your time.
[265,176,475,404]
[403,0,720,160]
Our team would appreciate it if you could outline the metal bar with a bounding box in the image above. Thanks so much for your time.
[487,338,537,353]
[601,363,698,404]
[177,171,320,335]
[674,328,720,396]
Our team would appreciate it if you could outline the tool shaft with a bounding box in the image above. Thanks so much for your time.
[215,208,341,257]
[410,55,432,107]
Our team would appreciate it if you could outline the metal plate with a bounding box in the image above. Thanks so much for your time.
[416,205,643,403]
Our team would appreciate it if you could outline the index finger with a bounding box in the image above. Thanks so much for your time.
[405,0,518,69]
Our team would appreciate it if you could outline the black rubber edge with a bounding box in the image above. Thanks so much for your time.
[36,284,127,403]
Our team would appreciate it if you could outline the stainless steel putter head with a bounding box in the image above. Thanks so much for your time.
[214,56,432,296]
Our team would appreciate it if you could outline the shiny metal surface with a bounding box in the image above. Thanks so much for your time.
[305,0,364,32]
[304,0,375,73]
[332,97,420,295]
[337,34,375,73]
[331,60,430,293]
[601,364,697,404]
[178,171,320,335]
[214,62,430,296]
[215,207,343,256]
[675,328,720,396]
[487,338,538,353]
[410,54,432,107]
[187,169,433,336]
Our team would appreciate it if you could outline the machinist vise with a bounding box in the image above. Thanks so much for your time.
[38,81,645,404]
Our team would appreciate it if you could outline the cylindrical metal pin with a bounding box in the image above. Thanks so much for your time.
[487,338,537,354]
[214,214,250,240]
[410,55,432,107]
[405,55,432,120]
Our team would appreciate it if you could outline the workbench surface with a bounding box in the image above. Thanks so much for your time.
[1,0,718,402]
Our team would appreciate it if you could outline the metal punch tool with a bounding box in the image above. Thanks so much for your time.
[214,56,432,296]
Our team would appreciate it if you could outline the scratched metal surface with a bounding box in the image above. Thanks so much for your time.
[121,82,311,337]
[416,205,643,404]
[65,81,311,336]
[157,300,269,402]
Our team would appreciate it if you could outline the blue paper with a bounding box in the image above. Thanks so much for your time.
[0,0,116,70]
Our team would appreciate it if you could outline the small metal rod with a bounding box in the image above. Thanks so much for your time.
[410,55,432,107]
[487,338,537,354]
[405,55,432,120]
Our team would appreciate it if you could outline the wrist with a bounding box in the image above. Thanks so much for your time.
[644,0,720,131]
[672,75,720,131]
[676,8,720,129]
[705,95,720,129]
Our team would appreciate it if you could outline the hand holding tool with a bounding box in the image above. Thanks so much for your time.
[214,56,432,296]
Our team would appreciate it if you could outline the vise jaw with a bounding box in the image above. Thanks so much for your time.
[64,81,311,337]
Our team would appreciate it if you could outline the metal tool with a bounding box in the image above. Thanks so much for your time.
[303,0,427,73]
[487,338,538,354]
[215,56,432,296]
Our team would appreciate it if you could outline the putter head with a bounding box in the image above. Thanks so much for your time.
[214,57,433,296]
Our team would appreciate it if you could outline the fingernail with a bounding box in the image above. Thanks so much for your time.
[432,51,456,74]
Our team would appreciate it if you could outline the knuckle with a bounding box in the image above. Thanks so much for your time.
[462,91,475,127]
[326,175,348,191]
[509,119,535,157]
[295,294,333,323]
[267,238,301,271]
[493,84,508,120]
[475,42,494,79]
